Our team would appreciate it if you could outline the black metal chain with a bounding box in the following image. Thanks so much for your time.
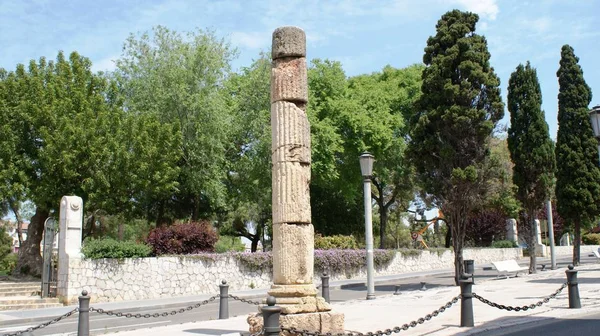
[473,282,567,312]
[89,295,218,318]
[281,295,461,336]
[228,294,262,305]
[2,308,78,336]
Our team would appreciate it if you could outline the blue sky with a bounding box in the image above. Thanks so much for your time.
[1,0,599,140]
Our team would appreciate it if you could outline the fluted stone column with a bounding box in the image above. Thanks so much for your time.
[248,26,344,334]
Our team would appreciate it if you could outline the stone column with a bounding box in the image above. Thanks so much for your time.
[57,196,83,304]
[248,26,344,334]
[506,218,518,243]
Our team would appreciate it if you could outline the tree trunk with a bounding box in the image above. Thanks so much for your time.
[573,219,581,266]
[445,227,451,248]
[528,210,537,274]
[447,207,466,286]
[9,201,24,245]
[379,202,387,249]
[13,207,48,277]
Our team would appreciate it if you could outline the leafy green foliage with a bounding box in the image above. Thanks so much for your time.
[81,238,152,259]
[507,62,555,272]
[314,249,396,273]
[408,10,504,283]
[314,234,359,250]
[214,235,246,253]
[491,240,518,248]
[0,253,17,275]
[0,227,12,262]
[555,45,600,265]
[115,26,237,222]
[146,221,218,255]
[582,234,600,245]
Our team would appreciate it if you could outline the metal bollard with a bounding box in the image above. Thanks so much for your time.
[393,285,401,295]
[321,273,330,303]
[459,276,474,327]
[464,259,475,284]
[565,265,581,309]
[78,290,90,336]
[262,296,281,336]
[420,282,427,291]
[219,280,229,319]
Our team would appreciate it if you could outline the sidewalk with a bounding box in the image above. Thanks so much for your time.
[85,263,600,336]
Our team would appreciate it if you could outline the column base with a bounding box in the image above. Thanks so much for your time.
[248,311,345,335]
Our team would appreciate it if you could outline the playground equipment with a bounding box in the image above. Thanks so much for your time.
[411,210,444,249]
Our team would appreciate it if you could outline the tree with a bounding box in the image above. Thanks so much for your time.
[114,26,237,223]
[555,45,600,265]
[408,10,504,284]
[507,62,555,273]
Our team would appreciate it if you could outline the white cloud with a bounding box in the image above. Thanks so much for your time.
[91,55,118,73]
[230,31,270,50]
[453,0,499,20]
[531,17,551,34]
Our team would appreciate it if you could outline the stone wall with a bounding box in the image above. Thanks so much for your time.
[545,245,600,256]
[62,248,522,304]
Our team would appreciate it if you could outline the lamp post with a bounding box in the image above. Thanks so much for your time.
[360,152,376,300]
[590,105,600,164]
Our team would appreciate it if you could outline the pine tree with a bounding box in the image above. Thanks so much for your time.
[507,62,555,273]
[555,45,600,265]
[408,10,504,284]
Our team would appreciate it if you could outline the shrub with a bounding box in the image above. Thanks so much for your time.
[314,249,395,273]
[582,233,600,245]
[215,235,246,253]
[491,240,518,248]
[234,252,272,271]
[82,238,152,259]
[146,220,218,256]
[465,210,508,247]
[314,234,359,250]
[0,253,17,274]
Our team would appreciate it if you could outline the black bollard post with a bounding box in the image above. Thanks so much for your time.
[464,259,475,284]
[78,290,90,336]
[459,276,474,327]
[219,280,229,319]
[262,296,281,336]
[321,273,330,303]
[393,285,401,295]
[565,265,581,309]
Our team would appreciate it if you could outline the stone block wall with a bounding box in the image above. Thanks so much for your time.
[63,248,522,304]
[545,245,600,256]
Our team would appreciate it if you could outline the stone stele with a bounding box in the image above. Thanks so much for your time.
[248,26,344,335]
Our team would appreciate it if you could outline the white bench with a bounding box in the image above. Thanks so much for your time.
[592,250,600,262]
[492,260,529,279]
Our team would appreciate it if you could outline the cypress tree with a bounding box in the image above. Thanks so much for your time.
[555,45,600,265]
[408,10,504,284]
[507,62,555,273]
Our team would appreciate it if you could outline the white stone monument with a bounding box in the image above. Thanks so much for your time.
[248,26,344,334]
[57,196,83,304]
[506,218,518,243]
[534,219,547,257]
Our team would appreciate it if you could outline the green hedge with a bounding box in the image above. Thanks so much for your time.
[82,238,152,259]
[314,234,359,250]
[491,240,518,248]
[583,233,600,245]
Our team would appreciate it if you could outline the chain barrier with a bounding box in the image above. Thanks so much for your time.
[473,282,567,312]
[89,295,219,319]
[280,295,461,336]
[228,294,262,306]
[2,308,78,336]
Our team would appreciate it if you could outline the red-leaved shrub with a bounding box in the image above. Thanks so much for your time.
[146,220,218,255]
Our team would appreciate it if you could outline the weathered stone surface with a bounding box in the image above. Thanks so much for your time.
[268,284,317,297]
[272,26,306,59]
[272,223,313,284]
[272,162,311,224]
[271,101,311,153]
[272,145,310,164]
[248,311,344,335]
[271,57,308,103]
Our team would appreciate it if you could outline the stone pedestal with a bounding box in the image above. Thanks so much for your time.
[248,311,345,335]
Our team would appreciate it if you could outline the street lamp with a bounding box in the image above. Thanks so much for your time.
[590,105,600,164]
[359,152,376,300]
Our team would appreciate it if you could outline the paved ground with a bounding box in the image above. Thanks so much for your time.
[0,255,598,336]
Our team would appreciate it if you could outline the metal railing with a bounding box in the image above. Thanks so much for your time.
[1,266,583,336]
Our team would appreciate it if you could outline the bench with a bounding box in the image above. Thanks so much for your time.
[592,250,600,262]
[491,260,528,279]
